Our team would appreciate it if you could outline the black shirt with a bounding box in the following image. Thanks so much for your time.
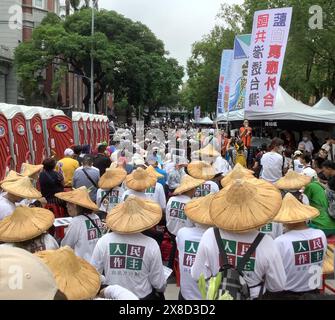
[39,170,64,200]
[93,153,112,176]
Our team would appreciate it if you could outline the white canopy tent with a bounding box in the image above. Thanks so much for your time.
[196,116,214,125]
[216,87,335,124]
[313,97,335,112]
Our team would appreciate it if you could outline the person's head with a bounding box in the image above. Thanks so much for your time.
[183,187,197,198]
[284,148,293,158]
[270,138,284,153]
[81,144,91,155]
[43,158,57,171]
[5,193,23,203]
[243,120,249,127]
[73,145,82,156]
[302,135,310,142]
[300,152,312,166]
[64,148,74,158]
[261,143,268,152]
[66,202,92,217]
[322,160,335,178]
[82,155,93,167]
[319,148,328,159]
[318,172,328,185]
[97,144,106,154]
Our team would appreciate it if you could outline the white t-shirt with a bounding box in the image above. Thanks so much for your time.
[293,159,304,173]
[0,193,16,221]
[176,226,207,300]
[166,195,194,236]
[213,157,232,176]
[260,152,284,183]
[61,213,102,262]
[275,228,327,292]
[103,285,139,300]
[91,233,166,299]
[122,189,148,200]
[96,187,125,212]
[194,181,219,198]
[144,183,166,210]
[191,228,286,299]
[259,222,283,239]
[0,233,59,252]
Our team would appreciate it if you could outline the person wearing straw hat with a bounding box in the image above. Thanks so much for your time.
[0,206,58,253]
[56,187,102,262]
[0,247,62,300]
[187,161,219,198]
[91,195,166,300]
[191,179,286,300]
[176,193,214,300]
[21,162,43,182]
[166,174,205,237]
[96,166,127,213]
[269,193,327,299]
[0,176,42,221]
[122,167,157,202]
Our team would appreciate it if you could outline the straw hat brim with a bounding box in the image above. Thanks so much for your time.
[273,193,320,223]
[106,196,162,234]
[196,145,221,158]
[0,171,25,184]
[98,169,127,189]
[323,246,334,275]
[210,179,282,232]
[0,207,54,242]
[36,248,101,300]
[21,164,43,177]
[55,190,98,211]
[274,172,312,190]
[1,178,42,199]
[173,176,205,195]
[146,166,164,179]
[187,162,215,180]
[125,174,157,192]
[185,193,215,226]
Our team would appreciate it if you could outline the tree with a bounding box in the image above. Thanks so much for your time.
[14,9,183,113]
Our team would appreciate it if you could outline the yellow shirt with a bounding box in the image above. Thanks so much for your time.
[57,157,79,187]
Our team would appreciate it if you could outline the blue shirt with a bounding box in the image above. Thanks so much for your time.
[155,167,167,186]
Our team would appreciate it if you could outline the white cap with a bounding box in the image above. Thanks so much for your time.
[64,148,74,157]
[0,247,58,300]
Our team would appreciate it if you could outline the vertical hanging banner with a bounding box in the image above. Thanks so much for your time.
[245,7,293,111]
[194,106,201,123]
[228,34,251,112]
[216,50,233,117]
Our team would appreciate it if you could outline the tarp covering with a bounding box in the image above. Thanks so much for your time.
[313,97,335,112]
[196,117,214,125]
[216,87,335,124]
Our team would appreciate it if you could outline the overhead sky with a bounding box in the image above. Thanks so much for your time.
[98,0,243,72]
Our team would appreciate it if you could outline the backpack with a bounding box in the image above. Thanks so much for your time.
[214,228,265,300]
[326,189,335,219]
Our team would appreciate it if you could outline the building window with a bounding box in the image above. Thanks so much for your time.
[34,0,44,9]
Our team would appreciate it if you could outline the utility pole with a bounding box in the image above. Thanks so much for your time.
[90,0,96,114]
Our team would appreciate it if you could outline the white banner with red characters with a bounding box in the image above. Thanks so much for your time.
[245,7,292,112]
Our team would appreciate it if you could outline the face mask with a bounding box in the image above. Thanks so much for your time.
[278,146,284,153]
[303,137,308,142]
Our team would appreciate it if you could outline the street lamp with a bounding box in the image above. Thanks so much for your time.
[90,0,98,115]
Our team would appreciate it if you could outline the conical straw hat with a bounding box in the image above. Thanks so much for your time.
[273,193,319,223]
[125,167,157,191]
[146,165,164,179]
[21,163,43,177]
[274,171,312,190]
[106,195,162,234]
[185,193,215,226]
[196,144,221,158]
[0,207,54,242]
[35,246,101,300]
[323,246,334,275]
[55,186,98,211]
[1,176,42,199]
[0,170,24,185]
[210,179,282,232]
[187,161,215,180]
[98,167,127,189]
[173,174,205,195]
[221,164,255,187]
